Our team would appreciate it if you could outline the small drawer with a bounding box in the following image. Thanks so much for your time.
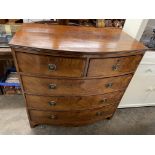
[88,55,143,77]
[29,105,116,126]
[16,52,86,77]
[22,74,132,96]
[26,91,124,111]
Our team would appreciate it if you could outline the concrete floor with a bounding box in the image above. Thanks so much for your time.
[0,95,155,135]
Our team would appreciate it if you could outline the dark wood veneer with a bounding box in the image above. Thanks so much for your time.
[21,74,132,96]
[10,24,146,53]
[16,52,86,77]
[9,24,146,127]
[29,104,117,126]
[26,90,124,111]
[88,55,143,77]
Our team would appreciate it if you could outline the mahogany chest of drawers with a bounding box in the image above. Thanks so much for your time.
[9,24,146,127]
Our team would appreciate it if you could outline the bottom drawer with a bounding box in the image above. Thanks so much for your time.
[29,105,117,126]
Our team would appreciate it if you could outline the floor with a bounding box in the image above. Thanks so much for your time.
[0,95,155,135]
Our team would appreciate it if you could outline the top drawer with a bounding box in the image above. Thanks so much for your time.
[15,52,86,77]
[88,55,143,77]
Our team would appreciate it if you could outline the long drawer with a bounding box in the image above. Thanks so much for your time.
[26,91,124,111]
[88,55,143,77]
[29,105,116,126]
[22,74,132,95]
[16,52,86,77]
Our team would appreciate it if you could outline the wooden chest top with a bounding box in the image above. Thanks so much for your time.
[9,24,146,53]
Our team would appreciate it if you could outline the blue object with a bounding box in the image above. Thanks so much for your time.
[0,82,20,87]
[0,67,20,88]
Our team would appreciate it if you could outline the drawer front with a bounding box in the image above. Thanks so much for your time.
[29,105,116,126]
[22,74,132,95]
[16,52,86,77]
[22,74,132,96]
[88,55,142,77]
[26,91,124,111]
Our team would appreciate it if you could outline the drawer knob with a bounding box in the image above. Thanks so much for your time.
[49,115,57,119]
[145,69,152,73]
[146,87,153,92]
[112,64,120,71]
[96,111,103,116]
[48,64,56,71]
[48,101,56,106]
[49,84,56,89]
[100,98,108,103]
[105,83,113,88]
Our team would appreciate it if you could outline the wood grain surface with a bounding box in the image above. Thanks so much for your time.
[9,24,146,127]
[16,51,86,77]
[21,74,132,96]
[26,90,124,111]
[9,24,146,53]
[29,104,116,126]
[88,55,143,77]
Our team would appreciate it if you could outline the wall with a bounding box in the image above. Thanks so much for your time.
[123,19,148,41]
